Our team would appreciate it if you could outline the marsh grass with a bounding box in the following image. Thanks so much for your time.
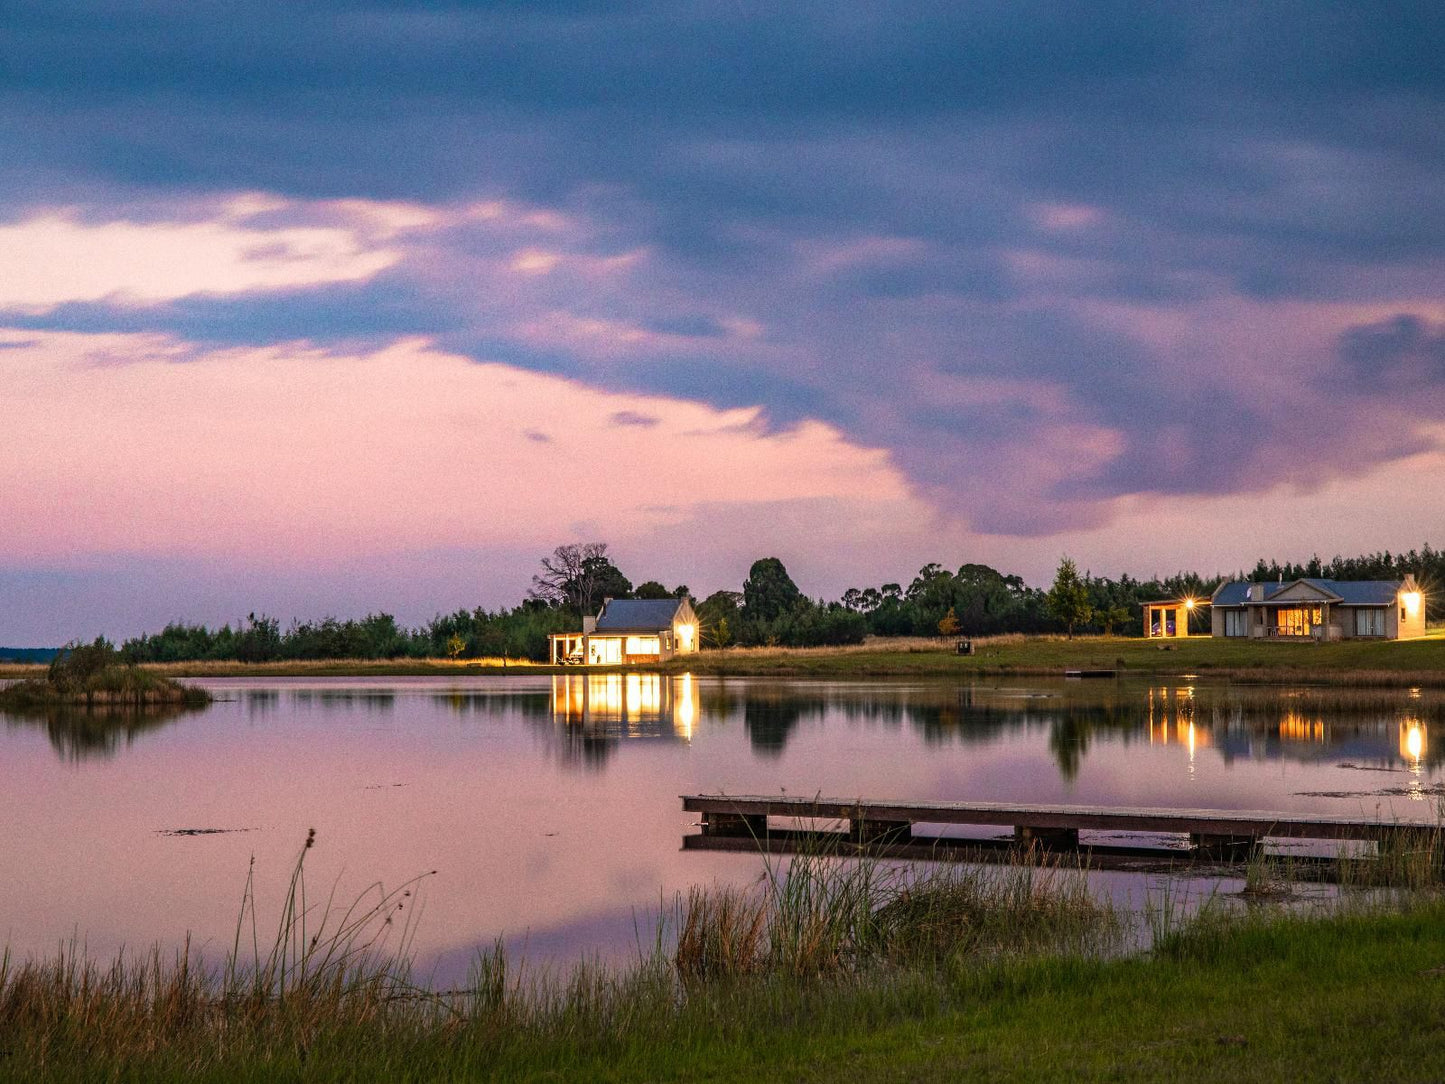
[0,640,209,710]
[674,836,1123,982]
[1241,849,1302,900]
[7,831,1445,1081]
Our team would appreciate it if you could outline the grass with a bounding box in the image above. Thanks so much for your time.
[5,630,1444,685]
[7,835,1445,1081]
[0,654,210,709]
[671,630,1445,684]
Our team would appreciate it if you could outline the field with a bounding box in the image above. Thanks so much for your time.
[6,630,1443,685]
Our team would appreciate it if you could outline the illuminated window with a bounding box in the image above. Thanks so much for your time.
[1275,608,1319,636]
[624,636,661,656]
[588,638,622,665]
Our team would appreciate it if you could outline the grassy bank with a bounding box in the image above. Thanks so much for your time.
[4,630,1433,685]
[5,833,1445,1081]
[671,630,1445,683]
[0,642,210,709]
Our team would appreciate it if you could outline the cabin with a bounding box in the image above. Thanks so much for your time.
[1209,576,1425,641]
[549,597,700,665]
[1142,598,1200,638]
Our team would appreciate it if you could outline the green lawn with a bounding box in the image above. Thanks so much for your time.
[670,632,1445,684]
[3,631,1443,684]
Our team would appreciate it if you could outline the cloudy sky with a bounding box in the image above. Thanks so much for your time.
[3,2,1444,642]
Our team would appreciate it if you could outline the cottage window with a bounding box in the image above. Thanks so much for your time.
[1223,610,1246,637]
[1356,609,1384,637]
[589,638,622,665]
[624,636,661,656]
[1275,608,1321,636]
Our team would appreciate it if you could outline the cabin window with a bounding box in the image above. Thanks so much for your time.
[1356,609,1385,637]
[1275,607,1321,636]
[1224,610,1246,637]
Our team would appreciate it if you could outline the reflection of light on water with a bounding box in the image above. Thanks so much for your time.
[674,673,696,740]
[624,673,662,719]
[549,672,697,739]
[1146,687,1207,778]
[1399,720,1426,777]
[1279,711,1325,744]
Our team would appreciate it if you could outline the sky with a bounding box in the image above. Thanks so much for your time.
[2,2,1444,643]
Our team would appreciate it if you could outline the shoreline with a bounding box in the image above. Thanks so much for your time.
[4,632,1443,685]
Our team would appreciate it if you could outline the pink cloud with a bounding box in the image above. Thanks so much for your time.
[0,196,409,309]
[0,330,912,565]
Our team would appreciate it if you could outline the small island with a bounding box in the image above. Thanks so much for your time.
[0,639,211,711]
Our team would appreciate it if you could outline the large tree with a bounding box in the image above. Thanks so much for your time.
[529,542,632,615]
[742,557,805,623]
[1046,556,1094,639]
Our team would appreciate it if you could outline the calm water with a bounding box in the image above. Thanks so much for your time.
[1,674,1441,980]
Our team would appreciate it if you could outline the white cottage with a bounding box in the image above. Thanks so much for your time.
[549,597,700,665]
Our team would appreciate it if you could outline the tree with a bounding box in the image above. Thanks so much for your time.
[446,633,467,660]
[529,542,631,615]
[1100,605,1131,636]
[937,607,961,638]
[1047,556,1093,639]
[633,581,672,600]
[742,558,805,623]
[582,555,633,607]
[697,590,742,647]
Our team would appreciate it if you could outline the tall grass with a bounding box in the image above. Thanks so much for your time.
[14,831,1445,1080]
[0,831,435,1077]
[675,839,1122,981]
[0,835,1123,1078]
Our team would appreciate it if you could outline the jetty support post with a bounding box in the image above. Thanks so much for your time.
[1189,833,1261,861]
[854,815,912,844]
[1013,825,1080,850]
[700,811,768,838]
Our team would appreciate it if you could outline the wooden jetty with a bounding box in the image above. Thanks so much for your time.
[681,793,1440,864]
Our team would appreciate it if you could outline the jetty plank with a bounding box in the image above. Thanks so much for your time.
[682,794,1436,843]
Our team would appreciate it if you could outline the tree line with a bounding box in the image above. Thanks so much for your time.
[117,542,1443,663]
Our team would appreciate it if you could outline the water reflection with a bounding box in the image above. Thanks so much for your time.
[6,673,1445,984]
[527,678,1443,778]
[3,676,1441,782]
[536,674,702,768]
[2,704,197,762]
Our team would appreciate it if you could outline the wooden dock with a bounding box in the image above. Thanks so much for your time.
[681,793,1440,863]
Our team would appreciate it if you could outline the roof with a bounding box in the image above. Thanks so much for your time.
[594,598,688,632]
[1212,578,1403,607]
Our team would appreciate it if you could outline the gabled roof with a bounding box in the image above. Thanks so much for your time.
[1212,578,1403,607]
[594,598,689,632]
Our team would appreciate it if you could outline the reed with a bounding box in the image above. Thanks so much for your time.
[7,834,1445,1080]
[673,837,1123,981]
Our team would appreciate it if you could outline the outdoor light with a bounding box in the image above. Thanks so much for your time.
[1402,591,1422,618]
[678,623,696,649]
[1185,598,1196,610]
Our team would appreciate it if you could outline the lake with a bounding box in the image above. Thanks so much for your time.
[1,673,1440,981]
